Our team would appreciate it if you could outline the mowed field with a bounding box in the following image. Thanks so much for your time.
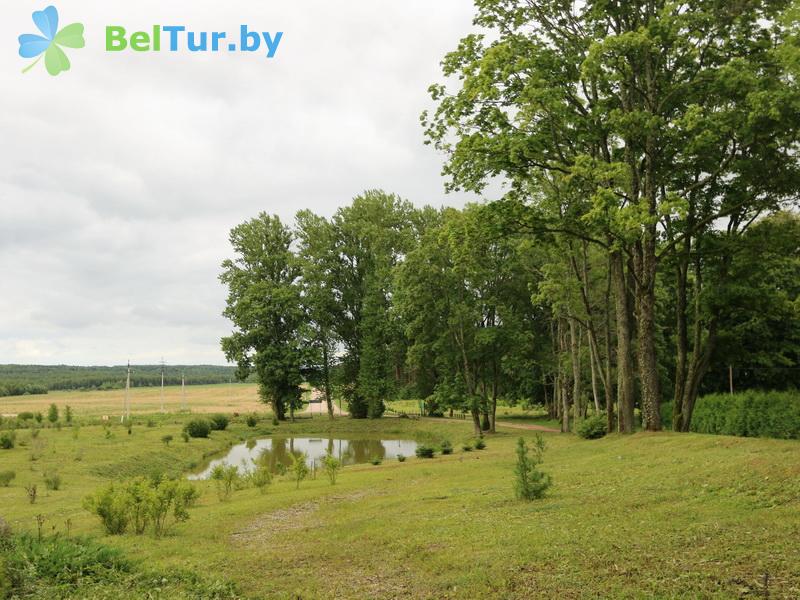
[0,387,799,599]
[0,383,263,418]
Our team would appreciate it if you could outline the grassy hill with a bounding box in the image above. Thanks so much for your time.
[1,409,798,598]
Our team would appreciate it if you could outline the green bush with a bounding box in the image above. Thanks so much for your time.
[17,412,34,422]
[397,454,406,462]
[576,413,608,439]
[462,443,473,452]
[245,414,258,428]
[47,404,59,424]
[83,477,198,537]
[161,435,173,446]
[209,414,230,431]
[415,445,435,458]
[514,435,552,501]
[666,391,800,439]
[474,438,486,450]
[321,452,341,485]
[369,456,382,465]
[43,472,62,491]
[290,454,309,489]
[0,432,15,450]
[440,440,453,455]
[0,471,15,487]
[183,419,211,439]
[210,465,240,501]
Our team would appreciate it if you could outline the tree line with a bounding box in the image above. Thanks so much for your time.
[220,195,799,434]
[0,365,241,397]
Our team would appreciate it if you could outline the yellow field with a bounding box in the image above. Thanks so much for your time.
[0,383,263,418]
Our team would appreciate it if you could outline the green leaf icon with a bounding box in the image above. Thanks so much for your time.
[18,7,85,77]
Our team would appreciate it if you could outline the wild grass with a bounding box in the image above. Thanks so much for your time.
[0,391,798,598]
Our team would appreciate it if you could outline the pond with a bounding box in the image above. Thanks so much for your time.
[188,437,418,480]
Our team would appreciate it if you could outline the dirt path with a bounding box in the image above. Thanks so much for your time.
[304,394,348,416]
[495,421,560,433]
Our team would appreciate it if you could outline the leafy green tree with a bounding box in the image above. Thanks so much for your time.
[424,0,800,431]
[320,191,420,418]
[47,404,58,424]
[220,214,305,421]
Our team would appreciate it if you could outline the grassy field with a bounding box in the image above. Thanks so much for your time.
[1,391,799,598]
[0,383,262,418]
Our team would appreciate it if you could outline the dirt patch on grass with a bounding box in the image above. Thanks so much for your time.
[230,490,376,545]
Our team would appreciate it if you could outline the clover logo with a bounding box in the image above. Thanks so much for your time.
[19,6,85,76]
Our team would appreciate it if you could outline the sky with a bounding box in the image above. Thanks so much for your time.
[0,1,485,366]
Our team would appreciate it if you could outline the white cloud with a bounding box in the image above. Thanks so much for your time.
[0,1,483,365]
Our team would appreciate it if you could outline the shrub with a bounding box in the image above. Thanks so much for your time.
[148,478,199,537]
[44,472,62,491]
[688,391,800,439]
[415,445,435,459]
[210,465,239,501]
[462,443,473,452]
[17,412,34,422]
[249,466,272,494]
[161,435,173,446]
[47,404,59,424]
[370,456,382,465]
[321,452,341,485]
[83,483,130,534]
[290,453,309,489]
[209,414,229,431]
[26,484,37,504]
[474,438,486,450]
[0,471,15,487]
[147,419,156,428]
[64,406,73,424]
[0,432,15,450]
[83,477,198,538]
[576,413,608,439]
[514,435,552,501]
[246,414,258,428]
[34,413,43,424]
[181,431,190,443]
[183,419,211,439]
[440,440,453,455]
[397,454,406,462]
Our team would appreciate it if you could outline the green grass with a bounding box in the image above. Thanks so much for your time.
[1,410,799,598]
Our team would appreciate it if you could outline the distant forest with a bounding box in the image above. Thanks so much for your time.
[0,365,240,397]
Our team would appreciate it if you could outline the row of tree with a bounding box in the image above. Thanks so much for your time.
[222,0,800,433]
[220,194,799,434]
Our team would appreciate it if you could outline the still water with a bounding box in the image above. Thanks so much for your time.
[188,437,418,480]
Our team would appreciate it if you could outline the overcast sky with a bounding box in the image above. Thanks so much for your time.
[0,1,485,366]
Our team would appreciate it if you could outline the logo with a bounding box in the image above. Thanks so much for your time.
[18,6,85,76]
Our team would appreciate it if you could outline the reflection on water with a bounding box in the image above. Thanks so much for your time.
[188,437,418,480]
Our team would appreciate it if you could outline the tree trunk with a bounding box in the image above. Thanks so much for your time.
[611,251,635,433]
[633,236,661,431]
[569,317,583,420]
[559,319,571,433]
[322,334,334,420]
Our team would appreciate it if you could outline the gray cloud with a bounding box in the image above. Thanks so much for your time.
[0,1,483,365]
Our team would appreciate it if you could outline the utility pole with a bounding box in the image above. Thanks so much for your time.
[160,358,165,413]
[181,371,187,412]
[121,360,131,423]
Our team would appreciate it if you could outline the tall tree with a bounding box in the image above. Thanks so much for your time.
[424,0,800,431]
[220,214,305,421]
